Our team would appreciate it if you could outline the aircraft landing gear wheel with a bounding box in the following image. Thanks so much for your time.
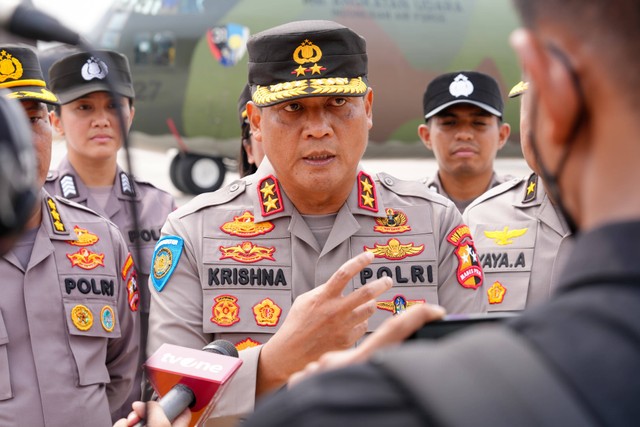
[169,153,226,195]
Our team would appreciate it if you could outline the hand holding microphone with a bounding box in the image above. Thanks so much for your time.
[132,340,241,427]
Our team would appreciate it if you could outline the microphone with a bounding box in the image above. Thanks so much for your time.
[0,0,81,45]
[135,340,242,427]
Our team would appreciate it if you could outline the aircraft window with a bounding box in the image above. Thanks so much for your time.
[134,32,176,66]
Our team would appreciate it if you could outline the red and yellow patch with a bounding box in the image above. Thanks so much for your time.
[253,298,282,327]
[258,175,284,216]
[358,171,378,212]
[211,295,240,327]
[219,241,276,263]
[69,225,99,246]
[235,337,261,351]
[376,295,425,316]
[364,238,424,261]
[488,281,507,304]
[220,211,275,237]
[67,248,105,270]
[374,208,411,234]
[71,304,93,331]
[127,271,140,312]
[121,253,134,280]
[446,225,483,289]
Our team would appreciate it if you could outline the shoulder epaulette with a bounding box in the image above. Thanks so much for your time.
[522,173,538,203]
[377,172,451,207]
[175,179,247,217]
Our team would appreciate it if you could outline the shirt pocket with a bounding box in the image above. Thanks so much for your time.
[63,299,122,386]
[484,272,530,312]
[0,310,11,400]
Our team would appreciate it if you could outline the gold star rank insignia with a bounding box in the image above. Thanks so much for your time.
[258,175,284,216]
[294,65,307,76]
[46,197,67,234]
[523,173,538,203]
[357,171,378,212]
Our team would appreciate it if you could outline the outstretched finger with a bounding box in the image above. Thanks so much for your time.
[356,303,446,358]
[321,251,375,298]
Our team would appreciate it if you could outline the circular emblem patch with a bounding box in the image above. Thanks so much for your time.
[101,305,115,332]
[153,247,172,279]
[71,304,93,331]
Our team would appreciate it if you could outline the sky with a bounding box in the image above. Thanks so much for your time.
[32,0,115,35]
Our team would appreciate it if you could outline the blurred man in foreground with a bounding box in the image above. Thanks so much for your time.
[242,1,640,425]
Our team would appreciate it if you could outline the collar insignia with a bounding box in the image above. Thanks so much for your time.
[358,171,378,212]
[0,50,23,82]
[220,211,275,237]
[523,173,538,203]
[66,248,105,270]
[60,175,79,199]
[253,298,282,327]
[47,197,67,234]
[258,175,284,216]
[374,208,411,233]
[211,294,240,327]
[364,238,424,261]
[377,295,425,316]
[235,337,261,351]
[69,225,99,247]
[446,225,483,289]
[292,39,325,77]
[81,57,108,81]
[484,226,528,246]
[100,305,115,332]
[488,281,507,304]
[120,172,135,196]
[71,304,93,331]
[219,241,276,263]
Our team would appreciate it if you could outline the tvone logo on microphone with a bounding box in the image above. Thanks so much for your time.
[161,352,224,374]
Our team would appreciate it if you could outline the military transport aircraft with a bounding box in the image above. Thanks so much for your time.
[54,0,522,194]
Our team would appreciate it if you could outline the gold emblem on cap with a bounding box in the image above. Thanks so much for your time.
[292,39,325,76]
[0,50,23,83]
[71,304,93,331]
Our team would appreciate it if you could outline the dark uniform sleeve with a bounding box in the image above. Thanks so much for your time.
[243,363,429,427]
[105,224,141,413]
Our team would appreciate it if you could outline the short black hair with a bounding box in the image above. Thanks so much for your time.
[513,0,640,109]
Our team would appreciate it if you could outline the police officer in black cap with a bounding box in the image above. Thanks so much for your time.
[147,20,484,424]
[44,49,176,419]
[419,71,512,213]
[237,83,264,177]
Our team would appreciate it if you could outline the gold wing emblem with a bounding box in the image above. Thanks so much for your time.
[484,226,528,245]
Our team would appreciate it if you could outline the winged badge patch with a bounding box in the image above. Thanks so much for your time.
[484,226,528,246]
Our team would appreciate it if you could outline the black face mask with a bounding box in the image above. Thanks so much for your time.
[528,45,587,236]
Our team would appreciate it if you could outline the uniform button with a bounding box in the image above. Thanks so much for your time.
[230,183,239,192]
[384,177,394,186]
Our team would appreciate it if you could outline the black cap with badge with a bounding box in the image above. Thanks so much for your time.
[0,44,58,105]
[423,71,503,120]
[48,50,135,104]
[247,20,368,107]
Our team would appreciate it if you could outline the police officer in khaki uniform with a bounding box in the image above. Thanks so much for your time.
[147,21,485,424]
[463,81,571,311]
[0,45,139,426]
[419,71,512,213]
[238,83,264,177]
[43,50,176,413]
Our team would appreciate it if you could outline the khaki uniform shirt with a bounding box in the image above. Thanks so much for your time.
[45,157,176,314]
[147,160,485,423]
[425,172,511,213]
[463,173,571,311]
[0,190,140,427]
